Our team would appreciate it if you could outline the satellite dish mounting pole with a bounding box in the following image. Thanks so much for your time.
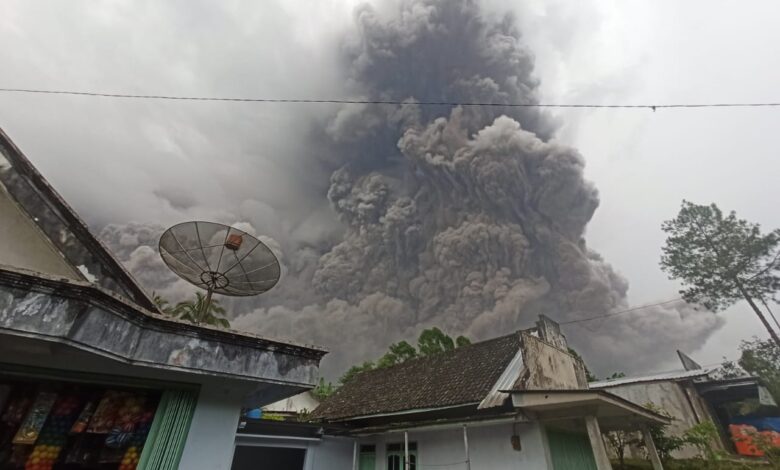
[199,288,214,324]
[158,221,281,328]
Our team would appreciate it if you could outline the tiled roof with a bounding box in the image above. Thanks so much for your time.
[311,333,521,421]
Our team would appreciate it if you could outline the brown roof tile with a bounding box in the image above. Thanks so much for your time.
[312,332,521,421]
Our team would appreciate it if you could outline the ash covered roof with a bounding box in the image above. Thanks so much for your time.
[311,332,521,421]
[589,368,715,389]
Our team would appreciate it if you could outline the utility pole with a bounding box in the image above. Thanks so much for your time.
[736,280,780,348]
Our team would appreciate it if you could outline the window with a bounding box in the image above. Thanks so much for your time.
[359,445,376,470]
[386,442,417,470]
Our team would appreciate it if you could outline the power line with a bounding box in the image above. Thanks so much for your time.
[559,298,684,325]
[759,296,780,332]
[2,87,780,110]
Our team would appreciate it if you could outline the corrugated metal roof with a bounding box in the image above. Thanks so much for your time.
[589,368,715,389]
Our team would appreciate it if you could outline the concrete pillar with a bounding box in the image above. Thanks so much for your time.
[641,424,664,470]
[584,416,613,470]
[352,440,358,470]
[462,425,471,470]
[404,431,410,470]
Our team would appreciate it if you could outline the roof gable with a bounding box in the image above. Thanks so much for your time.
[0,128,157,311]
[312,332,522,421]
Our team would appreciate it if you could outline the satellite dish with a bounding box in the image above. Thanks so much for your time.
[158,221,281,322]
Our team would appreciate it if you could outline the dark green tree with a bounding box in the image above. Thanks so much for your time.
[339,361,376,385]
[312,377,336,400]
[660,200,780,347]
[737,337,780,403]
[455,335,471,347]
[417,327,456,356]
[338,329,471,385]
[376,341,417,368]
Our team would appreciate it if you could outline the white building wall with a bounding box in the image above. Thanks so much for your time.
[0,182,80,279]
[602,381,707,458]
[179,382,250,470]
[232,421,550,470]
[306,437,356,470]
[359,421,550,470]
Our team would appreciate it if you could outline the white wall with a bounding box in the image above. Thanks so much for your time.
[306,437,355,470]
[603,381,708,458]
[180,382,249,470]
[359,421,550,470]
[232,421,550,470]
[0,182,80,279]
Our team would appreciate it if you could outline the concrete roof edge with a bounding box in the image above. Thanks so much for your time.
[0,127,158,311]
[0,264,328,358]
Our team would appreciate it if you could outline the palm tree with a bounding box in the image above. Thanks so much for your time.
[152,292,176,316]
[171,292,231,328]
[153,292,231,328]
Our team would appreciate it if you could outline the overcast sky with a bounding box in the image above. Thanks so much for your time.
[1,0,778,373]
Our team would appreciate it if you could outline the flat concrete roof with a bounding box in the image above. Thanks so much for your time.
[504,389,671,430]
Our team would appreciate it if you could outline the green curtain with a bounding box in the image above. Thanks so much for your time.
[546,429,598,470]
[137,389,199,470]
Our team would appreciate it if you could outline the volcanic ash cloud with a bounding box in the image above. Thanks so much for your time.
[105,0,724,376]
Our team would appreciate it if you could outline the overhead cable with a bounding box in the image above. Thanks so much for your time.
[2,87,780,110]
[559,298,684,325]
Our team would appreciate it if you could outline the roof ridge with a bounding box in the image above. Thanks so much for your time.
[348,330,520,378]
[315,331,523,421]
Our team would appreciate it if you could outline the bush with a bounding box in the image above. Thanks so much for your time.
[682,421,723,461]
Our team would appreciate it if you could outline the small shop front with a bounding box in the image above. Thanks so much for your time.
[0,366,198,470]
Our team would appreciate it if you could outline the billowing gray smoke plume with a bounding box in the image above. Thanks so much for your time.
[101,0,723,376]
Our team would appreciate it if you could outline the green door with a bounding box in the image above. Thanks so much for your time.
[546,429,598,470]
[358,452,375,470]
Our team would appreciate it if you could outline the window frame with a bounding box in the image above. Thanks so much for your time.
[385,442,417,470]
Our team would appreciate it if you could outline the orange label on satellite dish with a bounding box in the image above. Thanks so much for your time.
[225,234,244,251]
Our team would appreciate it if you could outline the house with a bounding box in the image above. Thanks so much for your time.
[590,351,779,458]
[236,316,671,470]
[0,128,327,469]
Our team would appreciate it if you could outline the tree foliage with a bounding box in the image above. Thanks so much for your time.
[339,361,377,386]
[376,341,417,369]
[738,337,780,403]
[661,200,780,311]
[638,403,685,463]
[660,200,780,345]
[153,292,231,328]
[604,430,640,469]
[311,377,336,401]
[336,328,470,386]
[682,421,722,461]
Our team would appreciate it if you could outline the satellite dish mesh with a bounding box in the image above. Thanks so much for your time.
[159,221,280,297]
